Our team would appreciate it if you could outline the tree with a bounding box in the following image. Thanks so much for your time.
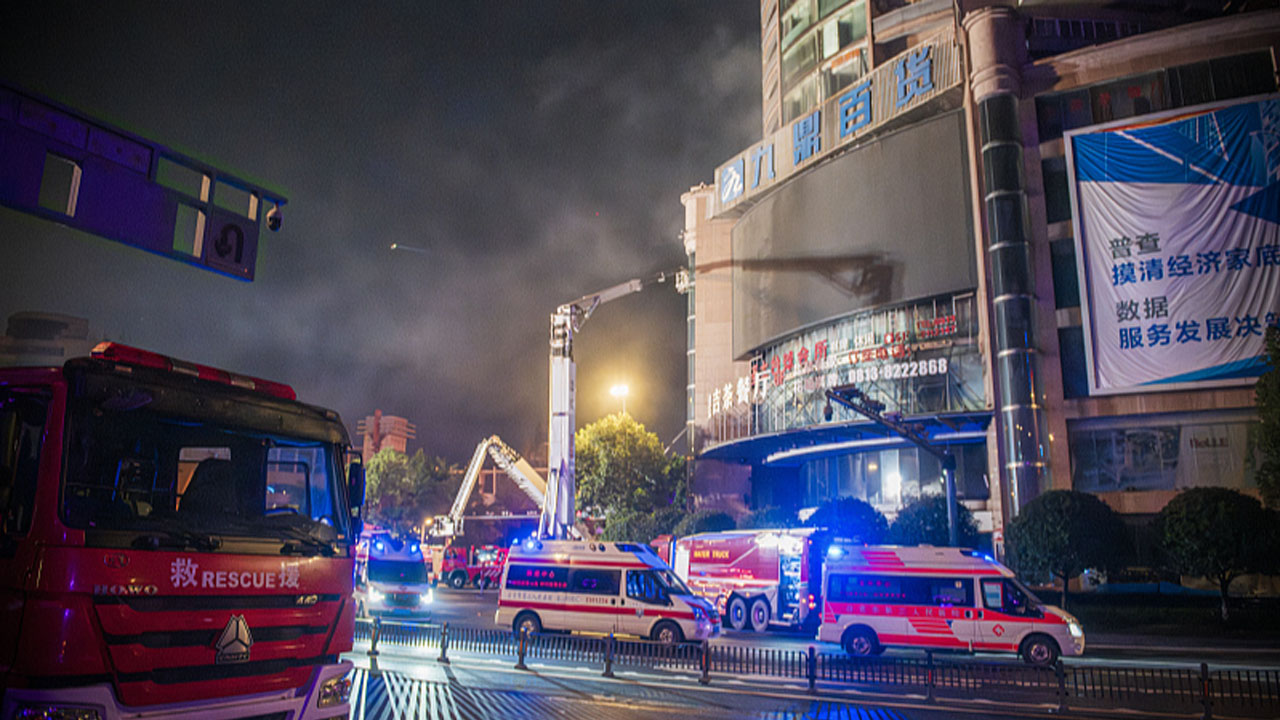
[1255,326,1280,508]
[1006,490,1129,610]
[802,496,888,543]
[364,448,459,534]
[738,505,799,529]
[599,506,684,543]
[1157,487,1278,622]
[888,494,980,547]
[575,413,686,517]
[673,510,736,537]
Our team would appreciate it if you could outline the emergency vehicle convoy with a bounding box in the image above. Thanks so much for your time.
[496,539,721,644]
[665,528,834,633]
[355,535,433,618]
[819,545,1085,665]
[1,343,363,719]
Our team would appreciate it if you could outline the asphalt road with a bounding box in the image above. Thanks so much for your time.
[420,586,1280,670]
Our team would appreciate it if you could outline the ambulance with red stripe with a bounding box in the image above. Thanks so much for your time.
[818,546,1084,666]
[495,539,721,644]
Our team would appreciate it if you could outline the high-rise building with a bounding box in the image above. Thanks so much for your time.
[356,409,417,462]
[684,0,1279,554]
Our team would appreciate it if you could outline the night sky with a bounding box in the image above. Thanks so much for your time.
[0,2,760,463]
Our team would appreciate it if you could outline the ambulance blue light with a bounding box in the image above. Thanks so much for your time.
[374,541,385,552]
[409,543,420,554]
[523,538,543,552]
[827,546,844,559]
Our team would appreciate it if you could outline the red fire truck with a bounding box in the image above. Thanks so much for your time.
[1,343,364,719]
[436,544,508,590]
[667,528,837,633]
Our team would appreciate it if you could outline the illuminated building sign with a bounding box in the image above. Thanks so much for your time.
[707,292,984,435]
[714,28,960,218]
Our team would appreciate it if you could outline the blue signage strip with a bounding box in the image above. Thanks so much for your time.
[0,83,286,281]
[714,27,960,218]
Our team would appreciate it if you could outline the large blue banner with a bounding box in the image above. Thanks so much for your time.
[1067,94,1280,395]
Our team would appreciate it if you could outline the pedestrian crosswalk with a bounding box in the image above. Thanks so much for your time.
[347,667,913,719]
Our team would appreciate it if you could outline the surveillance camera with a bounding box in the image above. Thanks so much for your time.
[266,204,282,232]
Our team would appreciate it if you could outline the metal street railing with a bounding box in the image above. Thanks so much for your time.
[353,619,1280,719]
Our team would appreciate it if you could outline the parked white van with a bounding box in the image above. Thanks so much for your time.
[818,546,1085,665]
[496,538,721,644]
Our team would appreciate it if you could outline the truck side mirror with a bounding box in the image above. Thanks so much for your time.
[348,462,366,508]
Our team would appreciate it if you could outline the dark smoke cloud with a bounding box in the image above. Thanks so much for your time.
[0,1,760,462]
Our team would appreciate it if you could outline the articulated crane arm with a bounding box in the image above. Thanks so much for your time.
[540,268,687,539]
[434,435,587,539]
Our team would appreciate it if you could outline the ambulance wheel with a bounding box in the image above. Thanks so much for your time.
[842,627,879,657]
[727,596,749,631]
[652,620,684,645]
[448,571,467,590]
[748,597,770,633]
[1021,634,1060,666]
[514,612,542,638]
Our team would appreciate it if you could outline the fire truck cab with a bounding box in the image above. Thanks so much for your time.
[818,546,1086,666]
[496,539,720,644]
[439,544,507,590]
[0,343,363,719]
[355,535,432,619]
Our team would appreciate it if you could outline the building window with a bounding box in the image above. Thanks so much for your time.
[1034,52,1277,142]
[781,0,813,50]
[1068,418,1258,493]
[782,36,818,88]
[819,1,866,61]
[821,46,867,99]
[783,75,819,124]
[1041,157,1071,224]
[1048,238,1080,309]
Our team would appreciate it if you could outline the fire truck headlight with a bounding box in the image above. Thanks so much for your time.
[421,589,434,604]
[318,676,353,707]
[1068,621,1084,638]
[15,706,103,720]
[827,546,844,560]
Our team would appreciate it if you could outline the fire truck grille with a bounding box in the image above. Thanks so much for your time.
[386,593,419,607]
[116,654,338,685]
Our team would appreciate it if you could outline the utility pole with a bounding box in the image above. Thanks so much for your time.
[824,384,960,546]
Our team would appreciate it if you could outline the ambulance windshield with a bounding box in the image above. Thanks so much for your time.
[369,558,429,584]
[654,568,693,596]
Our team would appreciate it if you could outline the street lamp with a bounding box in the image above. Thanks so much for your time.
[609,384,629,415]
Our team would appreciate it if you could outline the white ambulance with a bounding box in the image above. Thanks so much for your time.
[818,546,1084,666]
[495,538,722,644]
[355,536,434,619]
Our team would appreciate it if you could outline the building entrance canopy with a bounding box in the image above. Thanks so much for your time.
[701,410,991,468]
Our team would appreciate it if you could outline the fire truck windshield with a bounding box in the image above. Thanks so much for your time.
[368,558,428,584]
[61,371,350,548]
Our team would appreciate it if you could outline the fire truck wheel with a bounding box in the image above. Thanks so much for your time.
[514,612,542,638]
[748,597,770,632]
[651,620,684,645]
[1020,634,1060,666]
[842,627,879,657]
[448,571,468,590]
[727,596,749,631]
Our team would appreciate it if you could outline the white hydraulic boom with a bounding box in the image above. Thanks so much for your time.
[434,435,553,538]
[539,268,686,539]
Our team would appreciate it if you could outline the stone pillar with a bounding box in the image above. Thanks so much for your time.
[963,3,1051,516]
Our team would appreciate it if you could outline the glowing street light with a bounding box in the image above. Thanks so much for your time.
[609,384,629,415]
